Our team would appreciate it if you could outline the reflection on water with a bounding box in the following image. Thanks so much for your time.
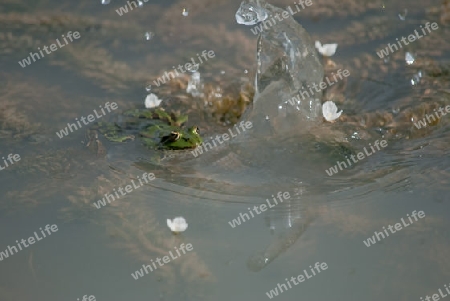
[0,0,449,300]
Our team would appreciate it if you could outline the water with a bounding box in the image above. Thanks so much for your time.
[186,72,203,97]
[236,0,324,139]
[0,0,449,301]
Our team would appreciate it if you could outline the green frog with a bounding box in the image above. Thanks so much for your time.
[88,108,203,151]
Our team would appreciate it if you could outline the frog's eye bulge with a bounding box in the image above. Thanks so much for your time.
[171,131,181,141]
[192,126,199,135]
[161,131,180,144]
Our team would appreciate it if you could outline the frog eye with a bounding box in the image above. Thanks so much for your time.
[161,131,180,144]
[192,127,199,135]
[169,131,180,141]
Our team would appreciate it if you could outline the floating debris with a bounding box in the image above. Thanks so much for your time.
[101,0,110,4]
[167,217,188,234]
[144,93,162,109]
[315,41,338,57]
[405,52,415,65]
[182,8,189,16]
[322,101,342,122]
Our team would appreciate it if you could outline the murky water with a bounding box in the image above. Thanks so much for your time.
[0,0,449,300]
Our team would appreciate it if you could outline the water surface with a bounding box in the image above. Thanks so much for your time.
[0,0,449,300]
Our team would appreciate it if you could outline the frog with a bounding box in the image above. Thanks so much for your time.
[89,108,203,151]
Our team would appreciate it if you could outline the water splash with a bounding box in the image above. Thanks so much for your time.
[186,63,199,73]
[235,1,268,25]
[411,71,422,86]
[186,72,203,97]
[235,0,323,138]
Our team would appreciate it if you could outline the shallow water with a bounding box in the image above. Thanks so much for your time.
[0,0,449,300]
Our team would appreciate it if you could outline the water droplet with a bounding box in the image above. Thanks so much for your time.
[145,84,152,92]
[278,105,287,117]
[405,52,415,65]
[101,0,110,4]
[398,9,407,20]
[144,32,154,41]
[411,73,422,85]
[192,72,200,81]
[220,70,226,74]
[375,127,386,135]
[182,8,189,16]
[265,115,270,120]
[351,132,361,139]
[244,69,248,74]
[213,87,223,98]
[137,0,144,7]
[186,63,199,73]
[235,2,268,25]
[186,72,203,97]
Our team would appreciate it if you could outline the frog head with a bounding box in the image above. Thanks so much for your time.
[160,126,203,149]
